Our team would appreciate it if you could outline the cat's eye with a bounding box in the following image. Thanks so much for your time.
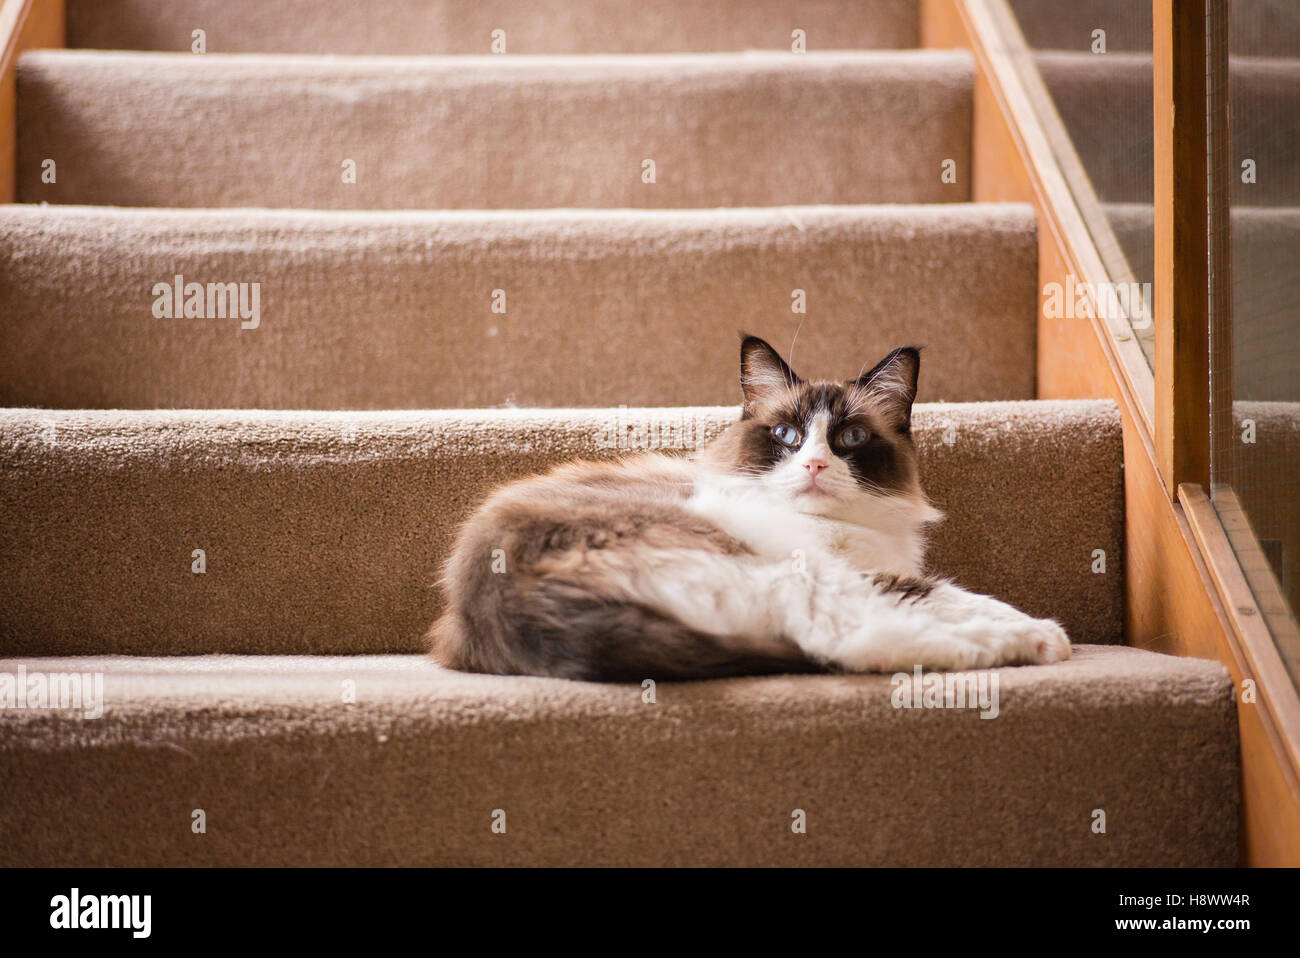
[772,423,802,447]
[838,425,869,448]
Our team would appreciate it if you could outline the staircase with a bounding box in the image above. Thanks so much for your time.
[0,0,1240,866]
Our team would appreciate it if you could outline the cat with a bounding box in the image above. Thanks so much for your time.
[428,335,1071,681]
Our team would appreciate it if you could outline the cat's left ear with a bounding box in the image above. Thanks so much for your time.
[854,346,921,430]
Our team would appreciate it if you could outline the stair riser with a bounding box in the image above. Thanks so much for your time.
[0,204,1037,409]
[17,51,974,209]
[66,0,921,55]
[0,402,1124,656]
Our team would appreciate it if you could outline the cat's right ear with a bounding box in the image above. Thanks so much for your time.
[740,334,800,416]
[854,345,921,431]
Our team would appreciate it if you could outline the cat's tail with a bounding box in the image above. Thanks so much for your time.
[428,520,824,681]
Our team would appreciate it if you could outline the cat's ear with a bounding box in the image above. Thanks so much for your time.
[854,346,921,430]
[740,334,800,415]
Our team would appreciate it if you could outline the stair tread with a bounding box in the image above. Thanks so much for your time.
[0,645,1239,866]
[0,645,1227,728]
[20,46,969,68]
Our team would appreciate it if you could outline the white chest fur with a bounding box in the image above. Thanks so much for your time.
[686,473,936,578]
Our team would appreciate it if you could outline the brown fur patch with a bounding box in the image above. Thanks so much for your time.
[429,454,816,680]
[870,572,937,603]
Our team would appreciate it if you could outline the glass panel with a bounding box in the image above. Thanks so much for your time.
[1210,0,1300,688]
[1008,0,1155,363]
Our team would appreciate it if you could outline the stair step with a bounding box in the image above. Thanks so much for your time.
[17,49,973,209]
[65,0,921,55]
[0,645,1236,865]
[1038,51,1300,206]
[0,203,1037,409]
[0,401,1123,656]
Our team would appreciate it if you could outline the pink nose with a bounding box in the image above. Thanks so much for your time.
[804,458,829,475]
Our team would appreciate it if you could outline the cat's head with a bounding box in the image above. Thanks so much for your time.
[701,335,932,520]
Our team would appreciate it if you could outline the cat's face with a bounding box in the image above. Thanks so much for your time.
[702,336,925,518]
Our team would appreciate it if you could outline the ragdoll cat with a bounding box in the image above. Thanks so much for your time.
[429,336,1070,680]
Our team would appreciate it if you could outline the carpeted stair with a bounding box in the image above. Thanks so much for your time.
[0,203,1036,407]
[0,402,1124,656]
[0,646,1236,867]
[17,50,972,209]
[0,0,1241,866]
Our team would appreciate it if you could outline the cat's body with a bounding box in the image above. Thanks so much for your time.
[429,337,1070,680]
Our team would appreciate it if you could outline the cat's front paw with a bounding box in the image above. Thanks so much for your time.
[968,614,1071,666]
[1015,616,1071,663]
[827,606,1072,673]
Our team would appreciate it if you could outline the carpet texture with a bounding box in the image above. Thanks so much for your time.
[17,49,974,209]
[66,0,921,55]
[0,401,1124,656]
[0,646,1238,866]
[0,203,1038,409]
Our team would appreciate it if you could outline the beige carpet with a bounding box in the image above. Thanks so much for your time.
[0,401,1123,656]
[0,203,1037,409]
[0,0,1249,868]
[18,50,973,209]
[0,646,1237,866]
[66,0,921,55]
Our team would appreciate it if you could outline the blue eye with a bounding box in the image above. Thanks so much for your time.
[839,425,869,448]
[772,423,801,447]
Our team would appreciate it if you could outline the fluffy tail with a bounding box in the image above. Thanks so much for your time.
[429,538,822,681]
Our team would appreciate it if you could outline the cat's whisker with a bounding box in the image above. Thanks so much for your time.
[786,315,807,374]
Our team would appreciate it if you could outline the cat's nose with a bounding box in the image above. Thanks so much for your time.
[804,458,829,475]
